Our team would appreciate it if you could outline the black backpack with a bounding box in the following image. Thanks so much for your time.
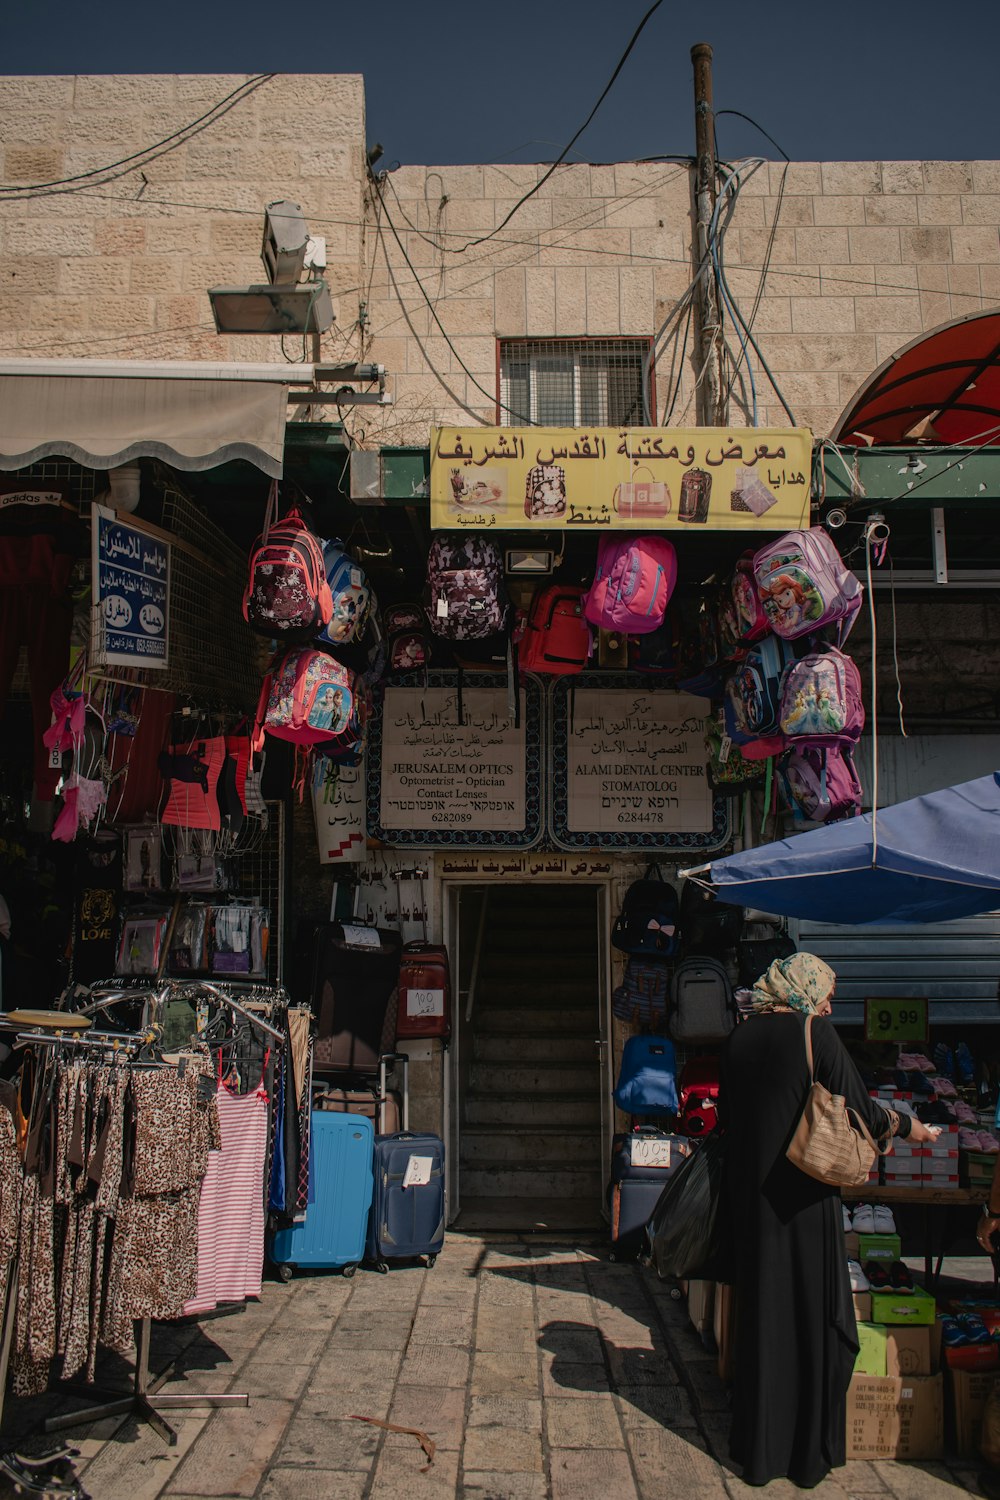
[679,879,743,958]
[670,957,737,1045]
[737,935,797,990]
[611,867,680,958]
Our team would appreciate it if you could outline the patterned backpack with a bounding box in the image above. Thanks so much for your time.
[753,527,863,642]
[582,535,677,636]
[384,602,432,673]
[729,552,770,644]
[723,634,796,742]
[243,485,333,639]
[425,533,512,642]
[315,539,372,648]
[252,648,357,753]
[778,647,864,748]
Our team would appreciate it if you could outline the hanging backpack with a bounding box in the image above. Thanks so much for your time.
[630,603,681,676]
[737,934,797,990]
[611,867,680,958]
[582,535,677,636]
[425,532,512,642]
[612,957,672,1030]
[314,673,371,767]
[315,538,372,648]
[670,959,737,1045]
[252,647,358,754]
[243,486,333,639]
[730,552,770,644]
[723,634,796,742]
[518,584,591,675]
[613,1035,679,1117]
[777,743,863,824]
[705,714,769,797]
[330,586,386,686]
[677,1056,722,1136]
[678,880,743,958]
[778,646,864,747]
[385,602,432,674]
[753,526,863,642]
[676,593,728,697]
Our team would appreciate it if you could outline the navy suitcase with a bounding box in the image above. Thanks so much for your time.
[609,1127,691,1261]
[366,1053,446,1271]
[268,1111,374,1280]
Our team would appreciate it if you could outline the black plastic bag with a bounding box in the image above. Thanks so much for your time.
[644,1132,732,1283]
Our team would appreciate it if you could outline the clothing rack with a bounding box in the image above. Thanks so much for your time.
[9,1026,250,1445]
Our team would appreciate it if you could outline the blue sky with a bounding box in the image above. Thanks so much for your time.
[5,0,999,168]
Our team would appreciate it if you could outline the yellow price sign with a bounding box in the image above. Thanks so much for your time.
[864,997,929,1044]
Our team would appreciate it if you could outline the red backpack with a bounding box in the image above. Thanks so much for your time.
[518,584,591,675]
[243,484,333,639]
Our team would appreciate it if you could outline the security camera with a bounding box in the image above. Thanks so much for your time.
[825,508,847,530]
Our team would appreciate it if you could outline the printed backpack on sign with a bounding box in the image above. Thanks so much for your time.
[519,584,591,675]
[252,648,358,754]
[777,743,862,824]
[753,527,863,642]
[611,868,680,957]
[583,535,677,636]
[670,959,736,1046]
[425,533,512,642]
[243,487,333,639]
[778,646,864,747]
[315,539,372,647]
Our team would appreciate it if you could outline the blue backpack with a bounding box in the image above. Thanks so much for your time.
[316,539,372,648]
[613,1035,679,1116]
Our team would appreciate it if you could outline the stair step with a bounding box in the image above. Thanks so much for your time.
[460,1126,601,1164]
[475,1011,598,1039]
[460,1163,604,1198]
[476,982,598,1007]
[464,1095,602,1127]
[468,1062,600,1094]
[472,1033,597,1064]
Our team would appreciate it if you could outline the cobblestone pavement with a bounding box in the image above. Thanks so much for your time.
[2,1237,988,1499]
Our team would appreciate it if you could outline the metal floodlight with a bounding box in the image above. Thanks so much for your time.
[207,280,334,335]
[261,200,309,285]
[506,549,557,575]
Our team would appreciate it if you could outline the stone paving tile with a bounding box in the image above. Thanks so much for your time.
[549,1447,639,1500]
[386,1384,468,1450]
[163,1396,295,1496]
[258,1470,369,1499]
[273,1413,379,1471]
[462,1472,549,1500]
[397,1344,471,1388]
[236,1360,315,1399]
[544,1393,624,1447]
[467,1395,543,1432]
[615,1382,699,1430]
[76,1413,205,1500]
[627,1426,731,1500]
[463,1423,545,1474]
[541,1359,613,1399]
[307,1347,403,1390]
[369,1447,460,1499]
[471,1350,544,1396]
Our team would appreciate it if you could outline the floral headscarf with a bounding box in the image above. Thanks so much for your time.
[750,952,836,1016]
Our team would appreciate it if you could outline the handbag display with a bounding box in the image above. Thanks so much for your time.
[785,1013,886,1188]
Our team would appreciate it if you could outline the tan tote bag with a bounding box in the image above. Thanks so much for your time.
[786,1013,884,1188]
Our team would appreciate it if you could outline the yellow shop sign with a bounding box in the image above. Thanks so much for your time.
[430,426,812,532]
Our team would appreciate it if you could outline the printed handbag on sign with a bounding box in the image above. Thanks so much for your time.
[524,465,567,520]
[613,478,672,520]
[786,1014,887,1187]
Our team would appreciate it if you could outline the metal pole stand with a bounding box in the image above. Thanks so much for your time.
[44,1318,249,1447]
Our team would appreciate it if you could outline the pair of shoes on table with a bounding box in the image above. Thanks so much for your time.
[848,1259,870,1293]
[934,1042,955,1079]
[898,1051,935,1072]
[895,1070,934,1095]
[850,1204,896,1234]
[930,1075,958,1098]
[954,1099,979,1124]
[917,1099,957,1125]
[941,1312,993,1345]
[955,1040,976,1086]
[959,1127,1000,1152]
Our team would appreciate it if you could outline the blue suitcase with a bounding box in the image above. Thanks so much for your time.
[609,1127,691,1261]
[366,1129,446,1272]
[269,1111,374,1280]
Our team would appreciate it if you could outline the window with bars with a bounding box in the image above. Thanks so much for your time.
[498,338,652,427]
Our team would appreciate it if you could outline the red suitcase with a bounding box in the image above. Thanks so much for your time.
[394,873,452,1043]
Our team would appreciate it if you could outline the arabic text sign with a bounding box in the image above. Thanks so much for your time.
[430,426,812,531]
[566,689,713,834]
[92,506,169,669]
[312,760,366,864]
[380,686,525,832]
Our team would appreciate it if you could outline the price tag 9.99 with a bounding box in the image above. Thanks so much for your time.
[863,996,929,1044]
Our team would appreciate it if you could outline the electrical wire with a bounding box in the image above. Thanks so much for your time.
[393,0,667,255]
[0,75,274,197]
[863,523,880,854]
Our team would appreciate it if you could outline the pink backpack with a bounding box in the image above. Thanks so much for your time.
[753,528,862,642]
[778,647,864,748]
[243,486,333,640]
[583,535,677,635]
[730,552,769,643]
[253,648,357,753]
[778,744,862,824]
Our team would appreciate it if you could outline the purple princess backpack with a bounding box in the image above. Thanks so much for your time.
[753,527,862,642]
[778,646,864,748]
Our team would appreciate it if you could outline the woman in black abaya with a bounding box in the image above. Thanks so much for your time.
[719,953,940,1489]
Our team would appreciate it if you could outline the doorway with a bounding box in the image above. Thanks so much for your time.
[446,881,611,1232]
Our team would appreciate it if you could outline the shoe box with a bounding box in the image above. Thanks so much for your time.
[854,1318,942,1377]
[870,1286,937,1325]
[857,1232,902,1264]
[948,1365,999,1457]
[847,1320,944,1460]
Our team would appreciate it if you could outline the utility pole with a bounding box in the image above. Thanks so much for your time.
[691,42,724,426]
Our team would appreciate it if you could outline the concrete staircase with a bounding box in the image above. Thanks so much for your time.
[458,884,604,1225]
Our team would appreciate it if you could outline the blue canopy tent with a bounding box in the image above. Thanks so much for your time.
[684,772,1000,925]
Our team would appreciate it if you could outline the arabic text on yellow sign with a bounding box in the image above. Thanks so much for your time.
[430,426,813,532]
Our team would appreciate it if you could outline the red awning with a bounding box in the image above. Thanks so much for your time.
[833,309,1000,448]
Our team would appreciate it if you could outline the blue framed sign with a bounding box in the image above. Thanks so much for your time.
[367,672,543,849]
[549,674,730,852]
[92,505,170,670]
